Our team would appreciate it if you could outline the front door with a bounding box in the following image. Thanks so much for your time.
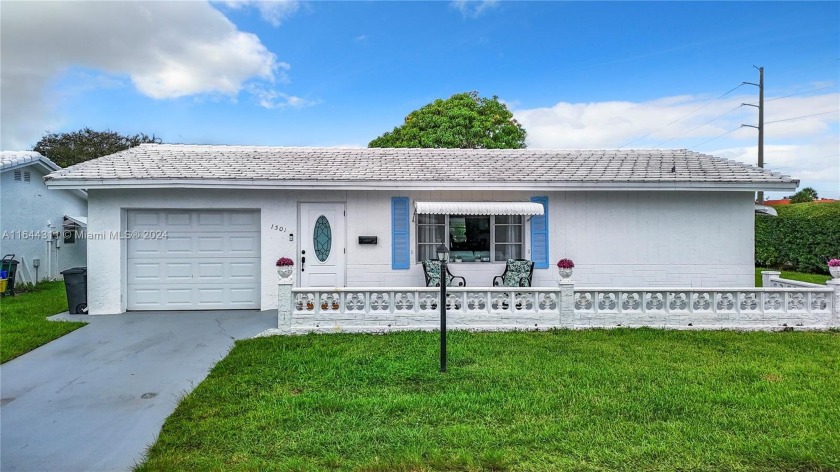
[299,203,346,287]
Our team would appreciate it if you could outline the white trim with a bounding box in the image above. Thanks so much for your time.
[415,201,544,215]
[1,155,60,173]
[44,178,798,192]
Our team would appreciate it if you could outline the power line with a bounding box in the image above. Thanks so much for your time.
[774,57,839,79]
[652,105,744,148]
[765,110,839,124]
[765,84,837,102]
[689,127,741,150]
[742,84,837,107]
[687,110,837,151]
[617,83,745,149]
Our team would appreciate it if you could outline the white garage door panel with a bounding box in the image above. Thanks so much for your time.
[127,259,259,284]
[128,235,259,258]
[128,210,259,232]
[127,210,260,311]
[128,285,259,309]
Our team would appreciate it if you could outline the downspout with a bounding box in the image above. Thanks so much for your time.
[46,221,52,281]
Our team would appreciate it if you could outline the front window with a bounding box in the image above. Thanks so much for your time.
[417,214,524,262]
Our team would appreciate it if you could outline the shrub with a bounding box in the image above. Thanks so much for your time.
[755,202,840,274]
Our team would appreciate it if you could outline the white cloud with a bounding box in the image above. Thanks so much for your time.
[249,85,320,109]
[451,0,498,18]
[513,90,840,198]
[219,0,300,27]
[0,1,295,150]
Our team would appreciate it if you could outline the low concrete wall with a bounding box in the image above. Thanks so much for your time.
[262,274,839,336]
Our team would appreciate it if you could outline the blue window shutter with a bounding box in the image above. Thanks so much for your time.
[392,197,410,270]
[530,196,549,269]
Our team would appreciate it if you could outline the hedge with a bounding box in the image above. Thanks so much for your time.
[755,202,840,274]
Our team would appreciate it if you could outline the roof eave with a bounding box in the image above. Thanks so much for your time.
[3,159,61,174]
[44,178,800,192]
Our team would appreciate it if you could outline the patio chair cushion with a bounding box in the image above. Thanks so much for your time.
[503,259,533,286]
[422,260,457,287]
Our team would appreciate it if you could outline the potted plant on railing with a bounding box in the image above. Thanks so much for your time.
[276,257,294,278]
[829,259,840,279]
[557,258,574,279]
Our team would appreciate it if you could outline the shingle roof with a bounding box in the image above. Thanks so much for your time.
[1,151,60,172]
[44,144,797,190]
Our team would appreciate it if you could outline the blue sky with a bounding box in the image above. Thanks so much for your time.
[2,1,838,198]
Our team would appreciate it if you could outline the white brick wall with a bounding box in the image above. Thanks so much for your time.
[87,188,757,314]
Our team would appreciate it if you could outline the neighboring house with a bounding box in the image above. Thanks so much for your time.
[764,198,837,206]
[44,144,797,315]
[1,151,88,284]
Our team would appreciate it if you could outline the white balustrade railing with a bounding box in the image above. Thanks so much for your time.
[768,277,826,289]
[572,287,834,327]
[292,287,565,316]
[761,270,828,289]
[270,277,840,334]
[276,286,575,334]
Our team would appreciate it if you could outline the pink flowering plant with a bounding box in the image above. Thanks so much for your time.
[829,259,840,267]
[557,258,575,269]
[276,257,294,267]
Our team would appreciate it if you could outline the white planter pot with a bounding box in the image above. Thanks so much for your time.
[277,266,293,278]
[558,267,573,279]
[830,266,840,279]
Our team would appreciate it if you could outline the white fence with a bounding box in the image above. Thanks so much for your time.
[267,272,839,334]
[572,287,834,329]
[279,285,575,333]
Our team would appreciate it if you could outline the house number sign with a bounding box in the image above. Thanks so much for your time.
[270,224,288,232]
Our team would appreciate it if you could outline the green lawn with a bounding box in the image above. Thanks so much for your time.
[755,267,832,287]
[0,281,87,363]
[138,330,840,471]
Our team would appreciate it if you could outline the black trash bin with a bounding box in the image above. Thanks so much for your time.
[61,267,88,314]
[1,259,19,297]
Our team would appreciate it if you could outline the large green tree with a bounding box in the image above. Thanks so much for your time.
[789,187,819,204]
[369,91,526,148]
[33,127,161,168]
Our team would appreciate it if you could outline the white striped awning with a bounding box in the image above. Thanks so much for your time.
[414,201,544,216]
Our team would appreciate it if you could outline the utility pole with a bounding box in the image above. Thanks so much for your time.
[742,66,765,204]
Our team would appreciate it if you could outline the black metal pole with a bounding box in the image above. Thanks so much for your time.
[757,66,765,205]
[440,260,447,373]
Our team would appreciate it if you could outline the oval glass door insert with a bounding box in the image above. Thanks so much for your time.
[313,215,332,262]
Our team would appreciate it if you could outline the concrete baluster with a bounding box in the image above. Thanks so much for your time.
[761,270,780,287]
[559,278,574,327]
[278,274,293,330]
[827,279,840,328]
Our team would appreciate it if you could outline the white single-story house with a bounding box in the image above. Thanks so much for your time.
[1,151,88,284]
[44,144,797,315]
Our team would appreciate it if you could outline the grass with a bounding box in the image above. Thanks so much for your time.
[138,329,840,471]
[755,267,832,287]
[0,281,87,363]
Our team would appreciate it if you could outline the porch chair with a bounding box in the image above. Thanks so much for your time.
[493,259,534,287]
[421,260,467,287]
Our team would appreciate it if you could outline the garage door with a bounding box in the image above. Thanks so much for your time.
[127,210,261,310]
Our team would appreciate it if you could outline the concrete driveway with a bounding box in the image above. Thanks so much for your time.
[1,310,276,472]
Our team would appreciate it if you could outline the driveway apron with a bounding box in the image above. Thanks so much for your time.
[1,310,276,472]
